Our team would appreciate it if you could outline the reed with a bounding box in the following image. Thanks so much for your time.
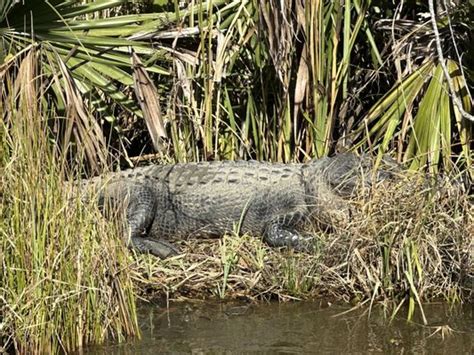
[0,77,139,353]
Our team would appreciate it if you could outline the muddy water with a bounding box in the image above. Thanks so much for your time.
[86,301,473,354]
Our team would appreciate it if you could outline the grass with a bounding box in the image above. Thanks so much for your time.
[1,104,471,351]
[132,174,472,322]
[0,2,472,353]
[0,93,139,353]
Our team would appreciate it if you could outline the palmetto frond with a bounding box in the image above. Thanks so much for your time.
[353,6,472,177]
[0,0,177,170]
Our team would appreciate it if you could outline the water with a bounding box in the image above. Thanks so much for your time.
[85,301,473,354]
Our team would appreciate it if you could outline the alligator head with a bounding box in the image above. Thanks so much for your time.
[305,153,399,197]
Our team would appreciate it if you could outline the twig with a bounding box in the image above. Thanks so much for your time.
[443,0,472,103]
[428,0,474,122]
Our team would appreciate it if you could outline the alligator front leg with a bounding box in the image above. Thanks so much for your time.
[263,223,313,252]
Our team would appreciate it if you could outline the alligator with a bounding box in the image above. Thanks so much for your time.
[79,153,396,258]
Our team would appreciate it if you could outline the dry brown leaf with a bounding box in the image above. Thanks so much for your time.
[15,49,37,116]
[132,51,167,152]
[56,54,108,172]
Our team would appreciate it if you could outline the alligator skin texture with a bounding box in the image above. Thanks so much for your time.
[79,153,396,258]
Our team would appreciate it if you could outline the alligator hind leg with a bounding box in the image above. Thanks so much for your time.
[124,183,180,258]
[130,237,179,259]
[100,180,179,259]
[263,223,313,252]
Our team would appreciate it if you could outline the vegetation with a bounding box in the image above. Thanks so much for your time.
[134,175,472,323]
[0,78,139,352]
[0,0,472,353]
[0,1,472,168]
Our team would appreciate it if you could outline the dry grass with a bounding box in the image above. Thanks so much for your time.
[132,175,472,321]
[0,76,139,353]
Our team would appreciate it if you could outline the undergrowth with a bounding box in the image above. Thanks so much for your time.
[133,176,473,323]
[0,96,139,353]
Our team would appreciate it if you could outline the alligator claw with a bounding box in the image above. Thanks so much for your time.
[130,236,180,259]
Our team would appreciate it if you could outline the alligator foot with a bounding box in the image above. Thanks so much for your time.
[130,236,180,259]
[263,224,313,252]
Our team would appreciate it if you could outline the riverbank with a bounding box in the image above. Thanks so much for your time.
[2,124,472,352]
[133,175,472,315]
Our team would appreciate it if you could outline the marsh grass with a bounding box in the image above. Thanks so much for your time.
[1,2,472,352]
[133,175,472,321]
[0,90,139,353]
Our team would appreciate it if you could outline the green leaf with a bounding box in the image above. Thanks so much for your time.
[405,65,443,171]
